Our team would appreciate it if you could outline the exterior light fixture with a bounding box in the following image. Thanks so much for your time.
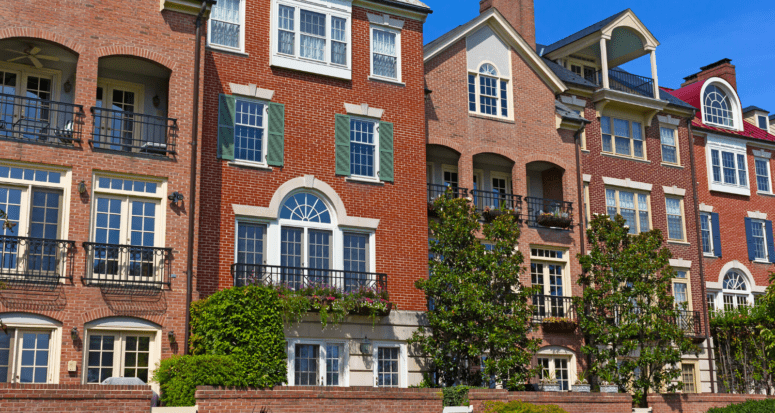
[153,95,161,108]
[360,336,372,355]
[77,180,87,194]
[71,327,79,340]
[424,87,433,103]
[168,191,184,205]
[168,330,176,344]
[63,80,72,94]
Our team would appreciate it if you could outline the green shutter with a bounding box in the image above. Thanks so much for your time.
[378,121,394,182]
[217,94,235,161]
[335,114,351,176]
[266,102,285,167]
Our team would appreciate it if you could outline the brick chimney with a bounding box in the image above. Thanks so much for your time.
[480,0,535,50]
[681,58,737,90]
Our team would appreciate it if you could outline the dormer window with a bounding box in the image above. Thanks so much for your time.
[468,63,510,119]
[703,85,734,128]
[758,115,769,130]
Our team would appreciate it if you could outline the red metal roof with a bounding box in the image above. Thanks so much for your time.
[665,82,775,143]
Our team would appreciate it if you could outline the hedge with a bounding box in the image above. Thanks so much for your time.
[153,355,240,406]
[706,399,775,413]
[484,401,569,413]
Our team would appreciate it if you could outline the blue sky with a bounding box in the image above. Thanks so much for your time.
[422,0,775,113]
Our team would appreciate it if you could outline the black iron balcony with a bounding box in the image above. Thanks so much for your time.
[0,236,75,285]
[428,183,468,216]
[471,190,521,215]
[531,294,576,323]
[525,197,574,229]
[672,310,703,337]
[82,242,172,289]
[231,263,387,292]
[90,107,178,156]
[0,92,84,144]
[596,68,656,99]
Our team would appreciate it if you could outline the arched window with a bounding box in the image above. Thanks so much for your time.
[703,84,734,128]
[721,270,749,310]
[468,63,510,118]
[280,193,331,223]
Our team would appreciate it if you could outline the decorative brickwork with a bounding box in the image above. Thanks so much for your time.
[0,384,153,412]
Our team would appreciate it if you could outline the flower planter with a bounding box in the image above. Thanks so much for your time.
[482,209,516,223]
[537,214,572,229]
[541,319,577,334]
[571,384,591,393]
[599,385,618,393]
[537,384,561,392]
[351,302,392,317]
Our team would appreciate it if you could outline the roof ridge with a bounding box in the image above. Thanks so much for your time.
[543,9,630,53]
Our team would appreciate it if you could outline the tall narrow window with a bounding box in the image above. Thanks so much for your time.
[665,197,685,241]
[294,344,318,386]
[277,5,295,55]
[350,119,377,178]
[700,213,713,255]
[755,158,771,193]
[468,63,510,119]
[681,364,697,393]
[660,127,678,164]
[209,0,242,50]
[750,220,767,261]
[377,347,399,387]
[300,10,326,61]
[371,27,399,80]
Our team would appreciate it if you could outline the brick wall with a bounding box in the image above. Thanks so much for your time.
[195,386,443,413]
[649,393,775,413]
[0,383,153,412]
[467,389,633,413]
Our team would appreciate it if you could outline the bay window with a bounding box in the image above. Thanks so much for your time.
[707,135,750,195]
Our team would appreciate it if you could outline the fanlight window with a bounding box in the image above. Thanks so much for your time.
[720,270,749,311]
[280,193,331,223]
[723,271,747,291]
[479,63,497,76]
[703,84,734,128]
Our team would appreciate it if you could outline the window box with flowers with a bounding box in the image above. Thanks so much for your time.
[270,284,393,327]
[537,211,573,229]
[482,206,518,223]
[540,316,577,334]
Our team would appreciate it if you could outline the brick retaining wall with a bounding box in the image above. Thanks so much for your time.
[467,389,633,413]
[0,384,153,412]
[648,393,775,413]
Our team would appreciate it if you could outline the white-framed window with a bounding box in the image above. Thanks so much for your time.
[681,363,698,393]
[235,221,266,268]
[605,188,651,234]
[208,0,245,52]
[441,165,459,188]
[754,157,771,194]
[287,339,348,387]
[721,270,749,310]
[703,84,735,128]
[350,118,379,179]
[700,213,714,256]
[84,331,155,384]
[373,342,407,388]
[0,64,65,143]
[660,126,679,165]
[749,219,768,262]
[530,247,570,320]
[601,116,645,159]
[706,136,750,195]
[468,63,510,119]
[233,98,269,165]
[370,25,401,82]
[672,269,692,311]
[665,197,686,241]
[0,314,62,384]
[271,0,351,79]
[583,182,590,228]
[707,292,716,312]
[538,357,570,391]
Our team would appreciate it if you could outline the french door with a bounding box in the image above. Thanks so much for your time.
[0,329,53,383]
[280,227,331,289]
[95,81,144,152]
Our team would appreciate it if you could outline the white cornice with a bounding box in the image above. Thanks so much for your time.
[657,115,680,126]
[662,185,686,196]
[699,203,713,213]
[367,12,404,29]
[229,83,274,100]
[344,103,384,119]
[602,176,652,191]
[669,258,691,268]
[748,211,767,220]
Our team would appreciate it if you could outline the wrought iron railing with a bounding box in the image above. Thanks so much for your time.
[525,197,574,229]
[231,263,387,292]
[470,190,522,215]
[671,310,703,337]
[427,183,468,204]
[0,236,75,284]
[90,107,178,155]
[0,92,84,144]
[596,68,656,99]
[531,295,576,323]
[82,242,172,289]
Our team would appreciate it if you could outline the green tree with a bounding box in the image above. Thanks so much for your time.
[576,214,697,407]
[410,193,539,389]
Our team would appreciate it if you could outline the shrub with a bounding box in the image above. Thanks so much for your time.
[442,386,472,406]
[484,401,569,413]
[153,355,241,406]
[706,399,775,413]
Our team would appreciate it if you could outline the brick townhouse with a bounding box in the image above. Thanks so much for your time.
[196,0,432,387]
[537,9,713,393]
[0,0,202,390]
[668,60,775,334]
[424,0,588,391]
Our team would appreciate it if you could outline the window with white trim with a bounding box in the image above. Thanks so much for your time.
[530,248,570,320]
[665,197,686,241]
[750,219,767,261]
[660,127,679,164]
[601,116,644,159]
[350,118,378,178]
[711,149,747,187]
[605,188,650,234]
[208,0,244,51]
[288,340,345,386]
[721,271,749,310]
[371,26,401,82]
[373,343,406,388]
[700,213,713,255]
[754,157,771,193]
[0,329,54,383]
[234,98,268,164]
[672,270,691,311]
[85,332,155,384]
[537,356,571,391]
[703,84,734,128]
[468,63,510,118]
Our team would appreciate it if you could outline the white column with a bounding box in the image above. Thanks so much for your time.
[650,49,660,99]
[599,37,609,89]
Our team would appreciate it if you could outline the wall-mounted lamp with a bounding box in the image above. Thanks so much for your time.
[360,336,372,355]
[424,87,433,103]
[71,327,79,340]
[153,95,161,108]
[168,191,184,206]
[77,180,87,194]
[63,80,73,94]
[168,330,176,344]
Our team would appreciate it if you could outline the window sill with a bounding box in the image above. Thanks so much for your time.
[468,113,515,124]
[346,176,384,186]
[752,260,772,265]
[206,45,249,57]
[581,149,590,153]
[368,76,405,86]
[271,55,352,80]
[661,162,684,169]
[703,253,717,259]
[757,191,775,197]
[600,152,651,164]
[228,160,273,171]
[667,240,691,246]
[709,183,751,197]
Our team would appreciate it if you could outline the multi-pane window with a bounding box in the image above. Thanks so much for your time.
[665,197,685,241]
[530,248,568,320]
[672,270,690,310]
[721,271,749,311]
[300,10,326,61]
[468,64,509,118]
[443,168,459,188]
[331,18,347,65]
[209,0,242,50]
[755,158,771,193]
[294,343,318,385]
[85,332,153,384]
[601,116,644,159]
[605,188,650,234]
[343,233,368,290]
[700,213,713,255]
[707,293,716,312]
[703,84,734,128]
[350,119,377,178]
[292,342,344,387]
[660,127,678,164]
[750,219,767,261]
[537,357,570,391]
[234,99,266,163]
[710,149,747,187]
[371,27,399,80]
[236,222,266,270]
[278,5,295,55]
[0,330,52,383]
[274,2,350,69]
[377,346,400,387]
[681,364,697,393]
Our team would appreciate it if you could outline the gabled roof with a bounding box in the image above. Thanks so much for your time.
[543,9,630,55]
[424,7,566,94]
[743,105,769,114]
[541,57,597,89]
[555,100,589,123]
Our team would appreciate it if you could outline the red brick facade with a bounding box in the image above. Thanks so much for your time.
[468,389,633,413]
[0,383,153,412]
[649,393,775,413]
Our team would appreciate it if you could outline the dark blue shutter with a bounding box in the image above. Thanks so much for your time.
[711,212,722,258]
[766,220,775,263]
[745,217,756,261]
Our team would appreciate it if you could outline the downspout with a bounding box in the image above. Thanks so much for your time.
[574,124,586,256]
[686,116,716,393]
[185,0,212,355]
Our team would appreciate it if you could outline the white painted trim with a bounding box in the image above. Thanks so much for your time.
[560,95,586,107]
[286,338,350,387]
[344,103,384,119]
[747,210,767,220]
[662,186,686,196]
[602,176,653,191]
[207,0,246,53]
[700,78,744,132]
[85,317,161,330]
[367,12,404,29]
[752,149,771,159]
[370,24,402,83]
[582,174,592,183]
[372,341,408,388]
[657,115,680,126]
[699,203,713,212]
[229,83,274,100]
[669,258,692,268]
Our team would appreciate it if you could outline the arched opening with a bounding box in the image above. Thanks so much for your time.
[471,152,516,212]
[83,316,162,386]
[0,38,81,144]
[525,161,570,228]
[93,55,175,156]
[426,144,465,203]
